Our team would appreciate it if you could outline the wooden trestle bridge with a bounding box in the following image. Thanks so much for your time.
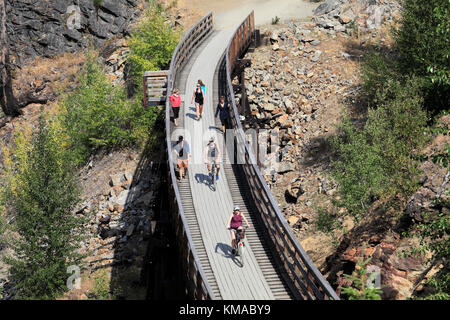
[144,11,339,300]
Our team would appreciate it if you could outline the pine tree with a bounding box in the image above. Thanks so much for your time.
[3,114,86,299]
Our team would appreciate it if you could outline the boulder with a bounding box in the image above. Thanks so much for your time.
[277,161,296,174]
[313,0,340,16]
[288,216,300,227]
[338,9,356,24]
[109,173,124,186]
[366,5,384,30]
[133,191,154,207]
[116,190,130,206]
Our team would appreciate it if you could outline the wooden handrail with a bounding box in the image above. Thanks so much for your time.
[221,11,340,300]
[164,12,215,300]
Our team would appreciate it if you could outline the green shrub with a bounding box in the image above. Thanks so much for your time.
[408,196,450,262]
[315,206,341,233]
[88,268,111,300]
[61,53,161,164]
[341,258,383,300]
[1,115,86,299]
[395,0,450,112]
[128,3,180,89]
[361,50,397,107]
[332,78,427,218]
[422,269,450,300]
[407,196,449,300]
[0,215,6,250]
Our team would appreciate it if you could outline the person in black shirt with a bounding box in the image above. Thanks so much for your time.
[191,83,205,121]
[215,96,229,133]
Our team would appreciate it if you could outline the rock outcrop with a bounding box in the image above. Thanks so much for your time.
[5,0,142,64]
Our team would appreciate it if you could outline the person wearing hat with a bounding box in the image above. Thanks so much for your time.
[174,135,190,180]
[204,136,221,181]
[226,206,250,254]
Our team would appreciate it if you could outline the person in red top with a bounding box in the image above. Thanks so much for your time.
[169,88,182,126]
[226,206,250,254]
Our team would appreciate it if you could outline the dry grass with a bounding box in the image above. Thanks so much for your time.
[12,51,87,95]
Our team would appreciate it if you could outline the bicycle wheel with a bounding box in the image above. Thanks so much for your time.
[238,243,244,267]
[211,163,216,190]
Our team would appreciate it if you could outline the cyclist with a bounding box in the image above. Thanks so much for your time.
[204,137,221,181]
[226,206,250,254]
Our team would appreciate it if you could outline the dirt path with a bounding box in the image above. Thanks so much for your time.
[176,0,317,29]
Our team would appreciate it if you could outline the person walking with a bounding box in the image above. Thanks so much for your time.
[169,88,181,126]
[173,136,191,181]
[191,82,205,121]
[215,96,229,133]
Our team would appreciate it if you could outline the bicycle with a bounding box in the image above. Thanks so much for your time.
[209,159,217,190]
[231,226,248,267]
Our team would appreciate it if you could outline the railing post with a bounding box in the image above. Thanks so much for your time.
[143,75,148,107]
[307,271,314,296]
[195,270,203,299]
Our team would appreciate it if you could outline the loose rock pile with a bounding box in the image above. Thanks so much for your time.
[238,0,401,234]
[76,152,160,273]
[312,0,401,35]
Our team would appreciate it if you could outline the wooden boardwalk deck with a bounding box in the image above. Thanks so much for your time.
[168,26,293,300]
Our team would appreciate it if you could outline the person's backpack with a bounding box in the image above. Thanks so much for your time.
[179,145,184,158]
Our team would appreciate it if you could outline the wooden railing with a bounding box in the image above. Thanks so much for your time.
[164,12,215,300]
[219,11,340,300]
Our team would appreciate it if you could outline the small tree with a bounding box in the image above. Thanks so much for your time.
[61,53,159,164]
[2,114,86,299]
[341,258,383,300]
[127,3,180,90]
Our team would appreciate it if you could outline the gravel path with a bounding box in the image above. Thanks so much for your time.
[178,0,317,29]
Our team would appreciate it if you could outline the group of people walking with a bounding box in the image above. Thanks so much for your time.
[169,79,230,132]
[170,78,231,182]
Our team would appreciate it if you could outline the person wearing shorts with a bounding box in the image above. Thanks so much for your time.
[173,136,191,181]
[226,206,250,254]
[169,89,181,126]
[191,83,205,121]
[215,95,229,133]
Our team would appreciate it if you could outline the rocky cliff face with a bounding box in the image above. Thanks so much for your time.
[5,0,142,64]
